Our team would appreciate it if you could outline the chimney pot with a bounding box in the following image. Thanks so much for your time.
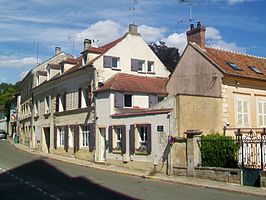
[128,24,139,35]
[190,24,194,30]
[197,22,201,28]
[84,39,92,50]
[55,47,61,55]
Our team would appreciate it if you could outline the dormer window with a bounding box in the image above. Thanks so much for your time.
[47,66,51,80]
[226,62,242,71]
[249,66,262,74]
[60,65,64,75]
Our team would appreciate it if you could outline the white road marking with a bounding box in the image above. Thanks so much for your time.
[0,166,61,200]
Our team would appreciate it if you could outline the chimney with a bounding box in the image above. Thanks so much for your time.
[84,39,92,50]
[128,24,139,35]
[55,47,61,55]
[186,22,206,49]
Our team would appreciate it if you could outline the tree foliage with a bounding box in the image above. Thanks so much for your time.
[200,133,238,168]
[0,82,20,121]
[149,42,180,73]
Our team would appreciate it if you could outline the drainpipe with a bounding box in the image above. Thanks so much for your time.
[92,66,97,162]
[168,113,172,176]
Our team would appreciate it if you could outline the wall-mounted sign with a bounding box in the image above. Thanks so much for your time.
[157,125,164,132]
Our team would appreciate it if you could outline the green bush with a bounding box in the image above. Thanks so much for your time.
[200,133,238,168]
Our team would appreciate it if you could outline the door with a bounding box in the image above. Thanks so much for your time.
[43,127,50,153]
[99,128,106,161]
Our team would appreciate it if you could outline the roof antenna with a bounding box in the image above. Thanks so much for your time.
[178,0,193,27]
[129,0,149,25]
[33,41,40,65]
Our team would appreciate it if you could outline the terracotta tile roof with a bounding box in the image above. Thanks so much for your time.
[202,46,266,81]
[81,36,125,55]
[96,73,168,95]
[47,63,59,69]
[61,58,80,65]
[111,108,172,118]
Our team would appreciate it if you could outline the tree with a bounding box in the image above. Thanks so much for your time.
[149,42,180,73]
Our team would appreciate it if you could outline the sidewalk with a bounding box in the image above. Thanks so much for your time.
[8,139,266,197]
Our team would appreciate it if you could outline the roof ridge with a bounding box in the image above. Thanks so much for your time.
[206,46,266,60]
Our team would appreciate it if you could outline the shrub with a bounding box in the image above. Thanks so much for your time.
[200,133,238,168]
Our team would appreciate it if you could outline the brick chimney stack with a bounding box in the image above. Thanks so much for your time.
[128,24,140,36]
[186,22,206,49]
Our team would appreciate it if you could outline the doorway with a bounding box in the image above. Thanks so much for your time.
[99,128,106,162]
[43,127,50,153]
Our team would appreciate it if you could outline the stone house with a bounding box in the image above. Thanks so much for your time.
[17,47,72,147]
[167,22,266,138]
[28,24,172,171]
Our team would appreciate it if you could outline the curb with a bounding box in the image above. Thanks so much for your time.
[7,139,266,197]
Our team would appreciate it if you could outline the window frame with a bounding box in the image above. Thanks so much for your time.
[124,94,132,108]
[111,57,120,69]
[58,127,65,147]
[113,126,123,151]
[235,97,250,128]
[135,125,148,154]
[81,124,89,147]
[257,100,266,127]
[147,61,154,73]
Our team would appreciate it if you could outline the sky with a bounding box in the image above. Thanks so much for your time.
[0,0,265,84]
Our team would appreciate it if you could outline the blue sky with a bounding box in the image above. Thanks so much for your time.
[0,0,265,84]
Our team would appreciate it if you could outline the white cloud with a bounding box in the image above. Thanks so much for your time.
[138,25,167,43]
[161,33,187,52]
[0,55,37,68]
[206,27,246,52]
[76,20,124,46]
[228,0,254,5]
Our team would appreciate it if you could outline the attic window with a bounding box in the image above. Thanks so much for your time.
[249,66,263,74]
[227,62,242,71]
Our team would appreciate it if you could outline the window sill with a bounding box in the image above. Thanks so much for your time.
[137,71,146,74]
[112,149,122,154]
[147,72,155,75]
[112,68,121,71]
[135,151,148,155]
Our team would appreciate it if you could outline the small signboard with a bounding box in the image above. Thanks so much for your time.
[157,125,164,132]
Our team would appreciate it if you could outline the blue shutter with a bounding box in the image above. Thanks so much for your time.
[129,125,135,155]
[121,125,126,154]
[146,124,152,155]
[114,92,123,108]
[131,59,138,71]
[89,123,95,152]
[54,126,57,149]
[149,95,158,107]
[103,56,112,68]
[108,126,113,152]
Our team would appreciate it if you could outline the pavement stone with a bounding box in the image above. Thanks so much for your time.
[7,138,266,197]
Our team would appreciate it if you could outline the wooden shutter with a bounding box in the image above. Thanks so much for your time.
[88,85,92,106]
[114,92,123,108]
[54,126,57,149]
[64,125,69,152]
[121,125,126,154]
[63,93,67,111]
[146,124,152,155]
[89,123,95,152]
[149,95,158,108]
[78,88,82,108]
[131,59,138,71]
[129,125,135,155]
[56,95,59,112]
[108,126,113,152]
[103,56,112,68]
[74,125,80,152]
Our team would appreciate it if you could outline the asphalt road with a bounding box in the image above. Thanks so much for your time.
[0,140,265,200]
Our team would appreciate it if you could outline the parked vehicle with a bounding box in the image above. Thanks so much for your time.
[0,130,7,140]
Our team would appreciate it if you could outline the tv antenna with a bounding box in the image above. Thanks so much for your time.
[129,0,149,24]
[33,41,40,65]
[179,0,193,25]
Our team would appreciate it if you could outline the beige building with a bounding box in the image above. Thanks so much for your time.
[18,48,72,147]
[167,22,266,137]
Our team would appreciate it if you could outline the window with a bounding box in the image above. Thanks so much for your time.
[257,100,266,127]
[249,66,263,74]
[58,127,65,146]
[147,61,154,73]
[137,60,145,72]
[136,126,148,153]
[113,126,123,151]
[112,57,119,68]
[81,124,89,147]
[47,66,51,80]
[56,94,66,112]
[227,62,242,71]
[124,94,132,107]
[103,56,120,68]
[236,98,249,127]
[34,100,40,117]
[44,95,51,114]
[79,87,92,108]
